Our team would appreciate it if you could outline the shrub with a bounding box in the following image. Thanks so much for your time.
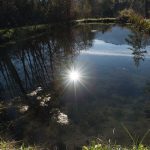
[118,9,135,22]
[118,9,150,34]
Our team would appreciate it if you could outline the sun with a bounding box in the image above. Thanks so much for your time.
[62,65,87,88]
[62,65,89,93]
[69,70,80,82]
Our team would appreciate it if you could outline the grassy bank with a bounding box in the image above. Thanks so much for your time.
[0,24,50,45]
[0,18,121,45]
[1,16,150,47]
[0,19,118,46]
[75,15,150,34]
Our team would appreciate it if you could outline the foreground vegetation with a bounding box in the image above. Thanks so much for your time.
[0,141,150,150]
[0,140,38,150]
[1,128,150,150]
[83,128,150,150]
[83,143,150,150]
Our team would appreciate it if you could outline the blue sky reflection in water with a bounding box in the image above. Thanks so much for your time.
[0,24,150,149]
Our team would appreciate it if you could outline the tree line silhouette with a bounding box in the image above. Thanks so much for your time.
[0,0,150,28]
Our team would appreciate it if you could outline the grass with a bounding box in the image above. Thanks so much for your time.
[0,139,150,150]
[0,140,39,150]
[83,126,150,150]
[0,142,150,150]
[0,127,150,150]
[83,143,150,150]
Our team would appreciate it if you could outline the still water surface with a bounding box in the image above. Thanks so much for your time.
[0,24,150,149]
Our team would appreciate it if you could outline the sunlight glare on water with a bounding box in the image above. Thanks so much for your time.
[68,70,80,82]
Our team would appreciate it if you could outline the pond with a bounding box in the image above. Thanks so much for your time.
[0,24,150,149]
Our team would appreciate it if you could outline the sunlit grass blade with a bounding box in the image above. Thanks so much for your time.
[122,123,135,145]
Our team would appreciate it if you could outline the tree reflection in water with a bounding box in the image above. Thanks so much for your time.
[0,24,150,149]
[0,24,96,149]
[126,28,150,67]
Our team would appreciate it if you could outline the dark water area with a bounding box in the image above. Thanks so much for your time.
[0,24,150,149]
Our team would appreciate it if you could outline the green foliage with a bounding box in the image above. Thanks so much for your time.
[83,144,150,150]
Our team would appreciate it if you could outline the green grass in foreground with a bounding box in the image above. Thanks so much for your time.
[83,144,150,150]
[0,140,150,150]
[0,140,39,150]
[83,127,150,150]
[0,126,150,149]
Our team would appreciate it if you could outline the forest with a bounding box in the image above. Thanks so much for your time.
[0,0,150,28]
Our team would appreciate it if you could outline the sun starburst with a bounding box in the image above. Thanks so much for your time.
[68,70,80,82]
